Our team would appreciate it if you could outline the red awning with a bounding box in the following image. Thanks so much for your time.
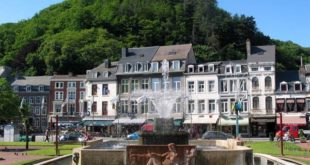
[276,115,306,125]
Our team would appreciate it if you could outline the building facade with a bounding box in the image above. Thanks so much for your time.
[11,76,51,132]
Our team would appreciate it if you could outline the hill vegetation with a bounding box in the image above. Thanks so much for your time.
[0,0,309,75]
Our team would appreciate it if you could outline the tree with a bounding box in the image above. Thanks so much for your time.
[0,78,20,120]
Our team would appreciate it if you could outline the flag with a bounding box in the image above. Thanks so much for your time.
[41,96,45,110]
[19,97,25,109]
[61,97,68,109]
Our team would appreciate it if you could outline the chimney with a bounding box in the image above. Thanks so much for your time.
[68,72,73,77]
[122,48,128,58]
[300,56,303,68]
[246,39,251,56]
[104,59,110,68]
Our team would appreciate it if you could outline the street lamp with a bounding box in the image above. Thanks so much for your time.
[234,99,242,138]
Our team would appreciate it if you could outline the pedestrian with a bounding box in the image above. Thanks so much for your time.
[44,129,50,142]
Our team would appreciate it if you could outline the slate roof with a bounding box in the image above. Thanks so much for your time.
[152,44,192,61]
[86,61,118,81]
[52,74,85,80]
[119,46,159,64]
[275,71,305,92]
[11,76,52,86]
[247,45,276,63]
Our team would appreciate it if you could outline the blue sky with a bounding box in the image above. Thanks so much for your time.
[0,0,309,47]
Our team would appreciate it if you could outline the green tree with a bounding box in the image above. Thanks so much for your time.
[0,78,20,120]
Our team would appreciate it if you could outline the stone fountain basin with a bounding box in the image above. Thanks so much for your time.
[72,139,253,165]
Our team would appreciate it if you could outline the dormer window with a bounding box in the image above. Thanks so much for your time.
[208,64,214,72]
[142,63,148,72]
[225,65,231,74]
[133,63,141,72]
[26,85,31,92]
[172,60,180,70]
[264,66,271,71]
[151,62,158,72]
[103,72,109,77]
[251,67,258,71]
[13,86,19,92]
[280,82,288,92]
[198,65,204,73]
[294,82,301,91]
[124,63,131,73]
[188,65,194,73]
[39,86,44,92]
[235,65,241,73]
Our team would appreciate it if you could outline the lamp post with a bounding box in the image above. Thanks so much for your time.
[235,99,242,139]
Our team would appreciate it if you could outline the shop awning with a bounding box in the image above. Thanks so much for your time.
[112,118,146,125]
[183,115,219,124]
[82,120,113,126]
[276,115,306,125]
[218,117,249,126]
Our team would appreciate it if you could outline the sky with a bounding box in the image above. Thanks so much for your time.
[0,0,309,47]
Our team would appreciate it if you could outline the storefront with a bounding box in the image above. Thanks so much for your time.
[276,114,307,126]
[112,118,146,137]
[82,119,114,136]
[183,114,219,138]
[250,116,275,137]
[217,116,249,137]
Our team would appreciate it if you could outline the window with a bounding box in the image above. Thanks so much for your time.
[35,96,41,104]
[198,81,205,93]
[208,64,214,72]
[266,97,272,111]
[235,65,241,73]
[295,82,301,91]
[55,92,63,100]
[121,80,129,93]
[188,81,195,93]
[240,79,247,91]
[121,100,128,113]
[252,77,259,89]
[68,82,76,88]
[265,76,272,89]
[221,80,228,92]
[152,78,160,91]
[133,63,141,72]
[225,65,231,74]
[208,100,215,113]
[198,100,205,113]
[188,100,195,113]
[188,65,194,73]
[131,79,139,92]
[68,103,76,115]
[35,106,40,115]
[26,86,31,92]
[280,82,288,92]
[264,67,271,71]
[68,91,76,100]
[141,100,148,113]
[55,82,64,89]
[251,67,258,71]
[80,91,85,100]
[80,81,85,88]
[102,84,109,95]
[230,80,237,92]
[208,81,215,92]
[102,101,108,115]
[131,100,138,114]
[142,63,148,72]
[141,79,149,90]
[39,86,44,92]
[172,60,180,70]
[198,65,204,72]
[151,62,159,72]
[124,63,131,72]
[174,99,181,113]
[42,107,47,115]
[13,86,19,92]
[172,77,181,91]
[241,101,248,112]
[221,100,228,113]
[55,104,61,113]
[253,97,259,109]
[92,84,97,95]
[29,97,34,104]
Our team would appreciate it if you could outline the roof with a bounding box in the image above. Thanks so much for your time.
[119,46,159,64]
[11,76,52,86]
[152,44,192,61]
[247,45,276,63]
[86,61,118,81]
[52,74,85,80]
[275,70,306,92]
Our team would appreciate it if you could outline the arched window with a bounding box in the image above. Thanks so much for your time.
[266,96,272,111]
[253,97,259,109]
[265,76,272,89]
[252,77,259,89]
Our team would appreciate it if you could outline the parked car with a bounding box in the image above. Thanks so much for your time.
[201,131,234,140]
[126,132,140,140]
[59,132,85,142]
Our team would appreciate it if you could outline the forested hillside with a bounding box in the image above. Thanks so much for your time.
[0,0,308,75]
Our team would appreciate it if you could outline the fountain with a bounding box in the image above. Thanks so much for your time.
[71,59,253,165]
